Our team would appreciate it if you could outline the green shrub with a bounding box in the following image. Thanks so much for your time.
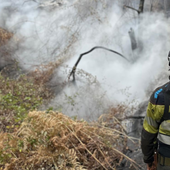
[0,74,51,132]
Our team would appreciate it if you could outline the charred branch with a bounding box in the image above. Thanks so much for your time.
[118,116,145,121]
[123,5,140,14]
[124,0,145,14]
[139,0,145,13]
[68,46,129,81]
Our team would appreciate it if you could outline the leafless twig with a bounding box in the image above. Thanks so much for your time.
[124,5,140,14]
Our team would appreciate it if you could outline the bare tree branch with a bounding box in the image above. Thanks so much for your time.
[68,46,129,81]
[123,5,140,14]
[124,0,145,14]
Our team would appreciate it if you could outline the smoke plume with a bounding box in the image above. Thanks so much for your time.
[0,0,169,120]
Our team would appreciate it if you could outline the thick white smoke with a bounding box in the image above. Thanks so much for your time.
[0,0,169,120]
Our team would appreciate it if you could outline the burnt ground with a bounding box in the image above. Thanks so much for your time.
[119,101,148,170]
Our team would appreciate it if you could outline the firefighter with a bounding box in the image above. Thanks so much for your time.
[141,53,170,170]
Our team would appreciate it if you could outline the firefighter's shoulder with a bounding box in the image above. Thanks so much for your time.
[150,82,170,105]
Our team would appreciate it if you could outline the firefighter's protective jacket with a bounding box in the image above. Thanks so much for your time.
[141,82,170,163]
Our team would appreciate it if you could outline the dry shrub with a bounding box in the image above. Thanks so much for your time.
[28,59,64,85]
[97,105,143,170]
[0,111,139,170]
[0,28,13,46]
[98,104,128,131]
[0,27,21,78]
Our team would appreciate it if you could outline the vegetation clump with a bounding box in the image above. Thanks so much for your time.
[0,74,52,133]
[0,27,13,46]
[0,71,141,170]
[0,110,134,170]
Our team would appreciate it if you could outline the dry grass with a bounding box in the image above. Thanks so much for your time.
[0,110,141,170]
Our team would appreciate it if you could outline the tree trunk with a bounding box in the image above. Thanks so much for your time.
[128,28,137,51]
[139,0,145,13]
[164,0,170,17]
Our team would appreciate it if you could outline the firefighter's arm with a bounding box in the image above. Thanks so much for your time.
[141,102,161,163]
[141,127,157,163]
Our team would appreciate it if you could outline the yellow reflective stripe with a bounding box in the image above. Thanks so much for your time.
[159,120,170,135]
[143,119,158,134]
